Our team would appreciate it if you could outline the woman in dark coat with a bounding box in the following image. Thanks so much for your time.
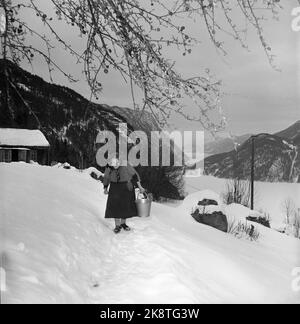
[103,157,146,233]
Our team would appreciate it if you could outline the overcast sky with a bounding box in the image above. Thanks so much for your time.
[18,1,300,138]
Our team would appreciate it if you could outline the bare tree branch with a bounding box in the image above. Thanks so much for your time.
[0,0,294,131]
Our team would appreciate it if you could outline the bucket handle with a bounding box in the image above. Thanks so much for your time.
[136,190,149,200]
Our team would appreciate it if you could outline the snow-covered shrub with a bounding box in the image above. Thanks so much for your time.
[222,179,251,208]
[227,216,237,234]
[63,162,71,169]
[51,161,60,167]
[29,160,39,165]
[287,210,300,239]
[229,221,260,241]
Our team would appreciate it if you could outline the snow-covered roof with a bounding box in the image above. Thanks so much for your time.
[0,128,50,147]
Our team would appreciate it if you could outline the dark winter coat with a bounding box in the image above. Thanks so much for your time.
[103,165,141,190]
[103,165,141,219]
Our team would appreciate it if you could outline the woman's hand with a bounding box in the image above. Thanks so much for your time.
[139,187,146,194]
[136,181,146,194]
[104,188,109,195]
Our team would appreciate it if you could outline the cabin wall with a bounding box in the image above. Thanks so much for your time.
[0,147,49,165]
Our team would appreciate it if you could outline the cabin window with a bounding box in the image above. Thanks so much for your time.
[0,150,12,163]
[18,150,27,162]
[5,150,12,162]
[30,150,38,162]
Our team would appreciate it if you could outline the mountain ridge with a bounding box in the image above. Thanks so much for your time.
[205,133,252,157]
[204,123,300,183]
[274,120,300,142]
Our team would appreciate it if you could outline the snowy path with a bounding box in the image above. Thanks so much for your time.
[1,163,299,304]
[87,219,200,304]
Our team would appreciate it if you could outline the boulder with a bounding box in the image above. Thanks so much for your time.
[192,209,228,233]
[63,162,71,170]
[246,216,270,228]
[181,190,223,214]
[198,198,218,206]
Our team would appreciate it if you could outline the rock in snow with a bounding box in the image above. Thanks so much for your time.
[180,190,224,214]
[198,198,219,206]
[0,163,299,304]
[192,210,228,233]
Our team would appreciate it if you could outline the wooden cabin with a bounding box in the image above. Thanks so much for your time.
[0,128,50,165]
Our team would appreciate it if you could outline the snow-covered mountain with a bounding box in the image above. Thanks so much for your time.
[205,134,252,157]
[1,163,299,304]
[205,122,300,183]
[275,120,300,143]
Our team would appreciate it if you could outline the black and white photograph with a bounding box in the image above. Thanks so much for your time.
[0,0,300,306]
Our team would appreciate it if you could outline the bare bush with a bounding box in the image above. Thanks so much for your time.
[222,179,251,208]
[282,198,300,239]
[283,198,296,225]
[227,216,238,235]
[229,220,260,241]
[292,209,300,239]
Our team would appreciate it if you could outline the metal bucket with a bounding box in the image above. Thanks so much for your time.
[136,192,152,218]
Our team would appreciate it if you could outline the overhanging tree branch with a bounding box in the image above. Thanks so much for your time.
[0,0,294,131]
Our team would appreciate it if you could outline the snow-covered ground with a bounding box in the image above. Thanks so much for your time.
[0,163,299,304]
[185,176,300,229]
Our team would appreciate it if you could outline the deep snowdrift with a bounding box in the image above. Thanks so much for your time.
[0,163,299,304]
